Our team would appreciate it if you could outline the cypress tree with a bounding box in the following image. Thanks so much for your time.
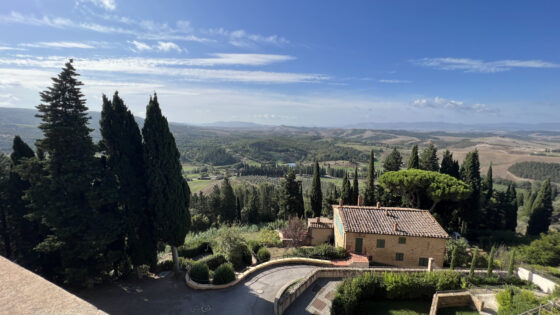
[279,169,304,218]
[407,145,420,169]
[508,250,516,277]
[0,153,11,258]
[310,161,323,217]
[440,150,460,178]
[469,248,478,278]
[487,246,495,277]
[527,178,553,235]
[142,94,191,274]
[363,150,376,206]
[460,150,482,232]
[483,163,493,206]
[236,196,242,221]
[340,172,352,205]
[99,92,157,268]
[383,148,402,172]
[351,167,359,205]
[420,143,439,172]
[220,177,236,223]
[505,184,518,231]
[450,246,457,270]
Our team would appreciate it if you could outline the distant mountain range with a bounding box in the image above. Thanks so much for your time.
[342,121,560,132]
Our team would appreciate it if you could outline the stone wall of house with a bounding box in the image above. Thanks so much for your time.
[518,267,559,293]
[309,227,333,245]
[344,232,446,268]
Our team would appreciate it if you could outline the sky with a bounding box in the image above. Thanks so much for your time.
[0,0,559,126]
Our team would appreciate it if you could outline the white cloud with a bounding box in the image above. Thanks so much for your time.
[78,0,116,11]
[128,40,152,52]
[412,97,498,113]
[156,41,182,52]
[207,28,289,48]
[378,79,411,84]
[19,41,95,49]
[0,45,26,51]
[414,57,559,73]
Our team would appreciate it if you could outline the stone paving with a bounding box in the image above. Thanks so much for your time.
[284,278,342,315]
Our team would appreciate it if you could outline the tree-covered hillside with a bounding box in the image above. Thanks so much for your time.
[509,161,560,183]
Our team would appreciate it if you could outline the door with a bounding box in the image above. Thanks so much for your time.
[355,238,363,254]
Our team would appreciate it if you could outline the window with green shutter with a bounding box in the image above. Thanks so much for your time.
[376,239,385,248]
[419,257,429,266]
[396,253,404,261]
[398,237,406,244]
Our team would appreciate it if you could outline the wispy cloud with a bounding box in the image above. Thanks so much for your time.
[207,28,289,48]
[0,45,26,51]
[128,40,151,52]
[19,41,96,49]
[156,41,182,52]
[411,97,498,113]
[378,79,411,84]
[414,57,559,73]
[77,0,116,11]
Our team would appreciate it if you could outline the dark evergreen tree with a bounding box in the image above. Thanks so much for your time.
[0,153,11,258]
[383,148,402,172]
[142,94,191,274]
[351,167,360,205]
[363,150,376,206]
[460,150,481,232]
[310,161,323,217]
[208,185,221,222]
[279,170,304,218]
[236,196,242,221]
[419,143,439,172]
[505,184,518,231]
[245,187,260,224]
[340,172,352,205]
[220,177,236,223]
[440,150,460,178]
[407,145,419,169]
[483,163,494,207]
[527,178,553,235]
[99,92,157,268]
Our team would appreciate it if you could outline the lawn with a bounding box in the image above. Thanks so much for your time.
[356,300,431,315]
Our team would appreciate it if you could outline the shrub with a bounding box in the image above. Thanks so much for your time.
[285,244,349,260]
[445,238,470,267]
[178,241,212,258]
[497,286,542,315]
[199,254,227,270]
[247,240,263,254]
[155,260,174,272]
[520,232,560,266]
[258,229,282,247]
[229,244,252,270]
[214,228,246,258]
[179,257,194,270]
[213,263,236,285]
[191,214,211,233]
[189,261,209,284]
[256,247,271,263]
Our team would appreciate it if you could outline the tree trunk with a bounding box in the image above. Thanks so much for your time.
[429,201,439,213]
[0,207,11,259]
[171,245,180,275]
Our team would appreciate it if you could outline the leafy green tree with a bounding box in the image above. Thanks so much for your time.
[351,167,359,205]
[310,161,323,217]
[279,169,304,218]
[340,172,352,205]
[220,177,236,223]
[383,148,402,172]
[407,145,419,169]
[378,169,471,212]
[363,150,376,206]
[143,94,191,274]
[440,150,459,178]
[99,92,157,268]
[419,143,439,172]
[527,178,553,235]
[460,150,482,231]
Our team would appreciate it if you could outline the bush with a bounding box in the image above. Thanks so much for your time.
[520,232,560,266]
[155,260,174,272]
[258,229,282,247]
[445,238,470,267]
[191,214,211,233]
[179,257,194,270]
[189,261,210,284]
[256,247,271,263]
[229,244,253,270]
[178,241,212,258]
[199,254,227,271]
[285,244,349,260]
[497,286,543,315]
[247,240,263,254]
[468,276,530,287]
[212,263,236,285]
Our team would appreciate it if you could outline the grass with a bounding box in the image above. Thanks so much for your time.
[268,247,290,260]
[356,300,431,315]
[437,307,480,315]
[188,179,218,193]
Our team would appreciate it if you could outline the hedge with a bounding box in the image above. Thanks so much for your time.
[285,244,349,260]
[199,254,227,271]
[189,261,210,284]
[229,244,252,271]
[213,263,236,285]
[178,241,212,258]
[247,240,263,254]
[256,247,271,263]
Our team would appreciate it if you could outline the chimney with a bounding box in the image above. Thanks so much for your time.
[339,199,343,207]
[357,195,363,207]
[376,202,381,209]
[317,217,321,223]
[385,209,388,216]
[394,223,398,231]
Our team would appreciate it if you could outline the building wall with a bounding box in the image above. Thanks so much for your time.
[333,207,345,248]
[344,232,446,268]
[310,228,333,245]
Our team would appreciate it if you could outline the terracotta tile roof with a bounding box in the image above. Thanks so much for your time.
[0,256,106,314]
[334,205,449,239]
[307,217,334,229]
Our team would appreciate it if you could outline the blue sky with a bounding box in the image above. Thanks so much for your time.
[0,0,559,126]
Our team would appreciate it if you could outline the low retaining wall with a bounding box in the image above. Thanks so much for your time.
[518,267,558,293]
[184,257,332,290]
[429,291,484,315]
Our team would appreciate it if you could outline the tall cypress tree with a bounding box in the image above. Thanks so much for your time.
[363,150,376,206]
[440,150,460,178]
[340,172,352,205]
[505,184,518,231]
[483,163,494,207]
[383,148,402,172]
[99,92,157,268]
[460,150,482,232]
[419,143,439,171]
[142,94,191,274]
[527,178,553,235]
[279,169,303,218]
[351,167,360,205]
[407,145,419,169]
[220,177,236,222]
[0,153,11,258]
[310,161,323,217]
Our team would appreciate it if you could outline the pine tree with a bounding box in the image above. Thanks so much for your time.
[279,169,304,218]
[0,153,11,258]
[340,172,352,205]
[99,92,157,268]
[505,184,518,231]
[407,145,419,169]
[483,163,493,207]
[440,150,460,178]
[383,148,402,172]
[220,177,236,222]
[351,167,359,205]
[460,150,482,232]
[527,178,553,235]
[363,150,376,206]
[142,94,191,274]
[310,161,323,217]
[419,143,439,171]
